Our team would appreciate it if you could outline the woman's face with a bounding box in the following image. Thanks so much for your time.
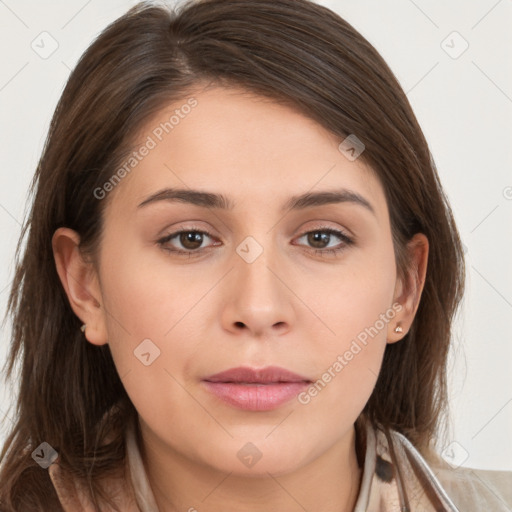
[84,86,417,475]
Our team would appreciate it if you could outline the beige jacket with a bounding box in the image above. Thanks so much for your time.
[48,420,512,511]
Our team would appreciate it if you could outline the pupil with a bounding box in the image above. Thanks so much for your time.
[309,232,329,249]
[181,232,203,249]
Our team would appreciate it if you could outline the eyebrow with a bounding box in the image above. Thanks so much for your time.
[138,187,375,215]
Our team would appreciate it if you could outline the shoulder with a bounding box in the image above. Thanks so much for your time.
[389,429,512,511]
[48,457,141,512]
[426,451,512,511]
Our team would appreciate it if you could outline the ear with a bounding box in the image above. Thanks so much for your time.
[52,227,108,346]
[387,233,429,344]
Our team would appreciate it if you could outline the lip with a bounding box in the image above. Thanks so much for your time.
[202,366,312,411]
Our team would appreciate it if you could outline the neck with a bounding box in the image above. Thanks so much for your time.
[138,421,363,512]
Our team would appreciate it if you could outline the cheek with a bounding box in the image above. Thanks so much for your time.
[305,241,396,348]
[96,239,200,384]
[99,230,205,338]
[297,242,397,406]
[97,247,205,433]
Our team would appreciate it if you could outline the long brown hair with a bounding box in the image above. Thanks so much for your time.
[0,0,465,509]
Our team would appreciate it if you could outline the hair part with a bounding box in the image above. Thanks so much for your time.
[0,0,465,509]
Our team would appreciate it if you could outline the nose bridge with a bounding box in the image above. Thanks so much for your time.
[222,231,294,335]
[235,233,281,303]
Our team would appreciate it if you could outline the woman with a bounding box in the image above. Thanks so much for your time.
[0,0,510,510]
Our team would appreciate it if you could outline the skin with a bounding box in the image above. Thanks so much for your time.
[53,86,428,512]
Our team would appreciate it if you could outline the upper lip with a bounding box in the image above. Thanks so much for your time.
[204,366,312,384]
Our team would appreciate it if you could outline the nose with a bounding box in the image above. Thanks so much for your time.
[220,239,296,338]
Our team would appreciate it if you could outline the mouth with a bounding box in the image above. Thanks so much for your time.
[202,365,312,411]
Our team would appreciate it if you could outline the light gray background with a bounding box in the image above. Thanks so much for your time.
[1,0,511,472]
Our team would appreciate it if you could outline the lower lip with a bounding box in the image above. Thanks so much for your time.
[202,381,310,411]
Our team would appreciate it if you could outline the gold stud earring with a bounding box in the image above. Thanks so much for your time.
[394,325,403,333]
[80,324,87,333]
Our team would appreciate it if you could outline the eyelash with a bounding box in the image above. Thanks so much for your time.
[157,225,354,259]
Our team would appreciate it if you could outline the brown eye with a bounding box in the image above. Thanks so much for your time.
[294,228,354,255]
[307,231,333,249]
[157,229,219,256]
[179,231,204,250]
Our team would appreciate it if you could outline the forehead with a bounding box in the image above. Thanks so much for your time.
[106,86,387,220]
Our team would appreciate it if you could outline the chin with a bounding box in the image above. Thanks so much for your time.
[203,442,312,477]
